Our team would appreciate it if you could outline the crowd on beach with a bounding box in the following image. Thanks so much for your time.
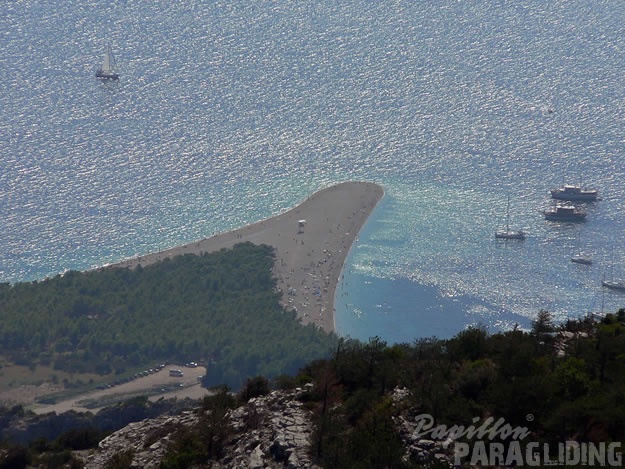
[272,213,371,333]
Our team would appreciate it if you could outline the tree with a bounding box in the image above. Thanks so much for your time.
[531,309,555,340]
[238,376,270,402]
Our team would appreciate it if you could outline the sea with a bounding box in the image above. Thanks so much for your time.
[2,1,625,344]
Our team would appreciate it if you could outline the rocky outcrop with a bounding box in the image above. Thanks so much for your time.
[394,413,452,466]
[391,387,453,467]
[82,411,199,468]
[80,388,320,468]
[78,387,453,468]
[223,389,319,469]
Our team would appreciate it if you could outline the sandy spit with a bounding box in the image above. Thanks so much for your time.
[111,181,384,333]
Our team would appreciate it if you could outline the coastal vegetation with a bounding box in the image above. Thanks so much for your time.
[1,310,625,466]
[2,241,625,466]
[0,242,337,391]
[155,310,625,467]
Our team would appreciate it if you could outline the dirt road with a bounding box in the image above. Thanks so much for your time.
[30,366,208,414]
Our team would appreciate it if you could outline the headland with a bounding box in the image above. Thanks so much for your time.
[112,181,384,333]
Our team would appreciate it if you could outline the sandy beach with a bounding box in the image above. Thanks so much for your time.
[112,181,384,333]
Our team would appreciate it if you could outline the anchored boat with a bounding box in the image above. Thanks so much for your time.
[495,196,525,240]
[602,279,625,291]
[543,203,587,222]
[550,184,598,202]
[96,44,119,80]
[571,254,592,265]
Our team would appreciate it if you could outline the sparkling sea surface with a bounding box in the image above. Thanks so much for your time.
[2,1,625,343]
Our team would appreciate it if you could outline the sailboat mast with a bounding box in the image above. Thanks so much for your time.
[505,195,512,231]
[108,43,116,70]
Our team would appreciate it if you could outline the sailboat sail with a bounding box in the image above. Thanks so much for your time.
[102,49,111,73]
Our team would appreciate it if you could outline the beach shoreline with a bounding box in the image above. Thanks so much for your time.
[110,181,384,333]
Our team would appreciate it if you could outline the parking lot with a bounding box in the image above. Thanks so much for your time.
[31,365,208,414]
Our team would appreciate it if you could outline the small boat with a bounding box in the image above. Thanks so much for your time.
[550,184,598,202]
[570,233,592,265]
[495,229,526,240]
[543,203,587,222]
[571,254,592,265]
[602,249,624,290]
[601,279,625,291]
[495,196,526,240]
[95,44,119,80]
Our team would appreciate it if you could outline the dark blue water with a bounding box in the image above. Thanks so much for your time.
[2,1,625,343]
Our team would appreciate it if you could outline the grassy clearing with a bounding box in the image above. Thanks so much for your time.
[0,356,102,394]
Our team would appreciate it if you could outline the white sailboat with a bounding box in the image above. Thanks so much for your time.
[571,232,592,265]
[495,196,526,240]
[95,44,119,80]
[601,248,625,291]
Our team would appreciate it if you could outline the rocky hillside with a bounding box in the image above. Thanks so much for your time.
[80,387,320,468]
[77,387,451,468]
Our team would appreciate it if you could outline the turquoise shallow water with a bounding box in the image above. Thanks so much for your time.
[2,1,625,343]
[335,191,537,341]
